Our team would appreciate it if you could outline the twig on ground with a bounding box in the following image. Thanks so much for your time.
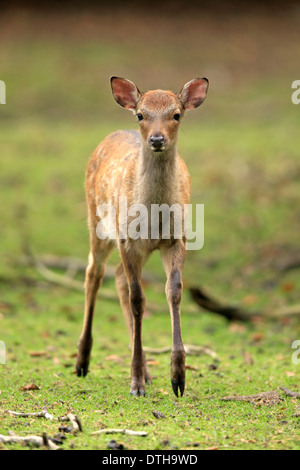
[91,428,147,437]
[190,286,300,320]
[272,305,300,317]
[2,409,83,449]
[8,408,54,420]
[184,344,218,358]
[66,413,82,433]
[280,387,300,398]
[189,287,257,322]
[221,390,283,405]
[7,409,83,432]
[0,433,59,450]
[24,251,167,312]
[33,256,118,301]
[274,254,300,273]
[21,253,160,283]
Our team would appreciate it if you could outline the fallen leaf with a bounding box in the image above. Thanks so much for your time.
[285,371,295,377]
[21,383,40,391]
[185,364,199,371]
[29,351,47,357]
[281,282,295,292]
[242,295,257,306]
[105,355,122,362]
[41,331,50,339]
[147,360,159,366]
[251,332,265,342]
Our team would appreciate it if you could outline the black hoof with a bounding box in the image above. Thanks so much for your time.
[171,379,185,397]
[76,365,88,377]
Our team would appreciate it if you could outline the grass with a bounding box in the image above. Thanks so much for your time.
[1,279,299,450]
[0,7,300,450]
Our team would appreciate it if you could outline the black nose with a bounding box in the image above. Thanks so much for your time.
[150,134,165,149]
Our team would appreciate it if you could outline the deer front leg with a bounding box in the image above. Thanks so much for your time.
[76,237,111,377]
[161,241,186,397]
[129,280,146,396]
[76,253,102,377]
[120,247,146,396]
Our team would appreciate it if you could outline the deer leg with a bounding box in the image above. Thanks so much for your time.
[115,262,152,385]
[161,241,186,397]
[76,237,111,377]
[119,248,147,396]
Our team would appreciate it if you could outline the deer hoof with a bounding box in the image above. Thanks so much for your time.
[76,364,89,377]
[130,388,146,397]
[171,378,185,397]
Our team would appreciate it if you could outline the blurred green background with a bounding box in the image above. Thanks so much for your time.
[1,2,299,306]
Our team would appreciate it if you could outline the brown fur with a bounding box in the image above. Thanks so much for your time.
[76,77,208,397]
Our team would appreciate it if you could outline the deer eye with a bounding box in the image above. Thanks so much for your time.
[136,113,144,121]
[173,113,181,121]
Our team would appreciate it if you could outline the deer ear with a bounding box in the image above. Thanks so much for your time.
[178,78,209,110]
[110,77,142,111]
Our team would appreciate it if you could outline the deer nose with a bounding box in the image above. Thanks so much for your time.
[150,134,165,150]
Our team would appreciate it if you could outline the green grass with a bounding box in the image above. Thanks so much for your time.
[0,8,300,450]
[1,280,299,450]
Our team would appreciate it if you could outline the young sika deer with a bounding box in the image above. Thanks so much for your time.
[76,77,209,397]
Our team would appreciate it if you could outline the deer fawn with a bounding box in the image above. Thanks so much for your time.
[76,77,209,397]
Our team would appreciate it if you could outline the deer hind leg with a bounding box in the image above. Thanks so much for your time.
[115,262,152,387]
[161,241,186,397]
[118,247,148,396]
[76,235,112,377]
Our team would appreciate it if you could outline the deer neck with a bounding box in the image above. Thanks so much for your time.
[135,144,179,207]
